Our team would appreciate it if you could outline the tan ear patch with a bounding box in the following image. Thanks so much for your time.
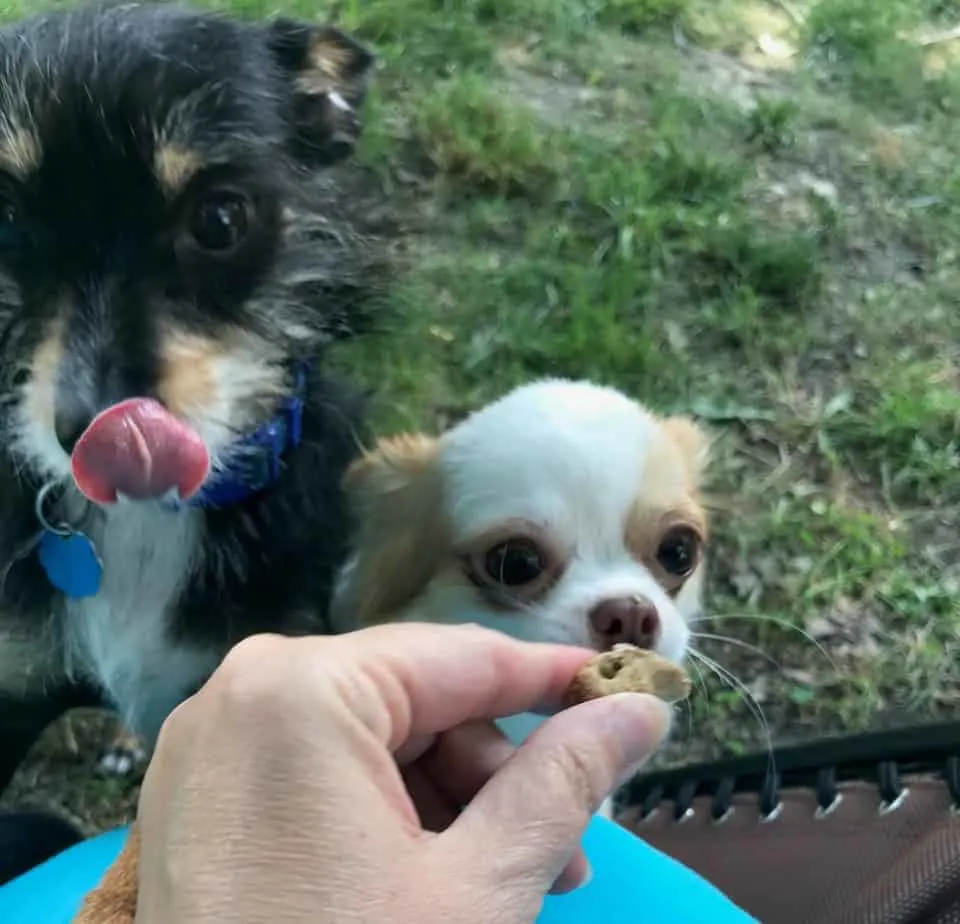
[344,433,438,491]
[625,413,710,592]
[632,415,708,514]
[661,416,709,485]
[337,434,447,626]
[153,145,202,197]
[266,19,375,167]
[300,28,372,92]
[0,126,40,178]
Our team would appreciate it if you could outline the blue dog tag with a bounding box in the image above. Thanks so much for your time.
[37,529,103,599]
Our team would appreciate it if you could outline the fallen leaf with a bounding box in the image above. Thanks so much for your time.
[788,685,815,706]
[806,615,836,639]
[747,675,770,703]
[756,33,796,60]
[664,319,689,353]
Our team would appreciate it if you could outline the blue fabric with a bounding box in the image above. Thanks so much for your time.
[539,815,757,924]
[0,818,756,923]
[519,712,758,921]
[0,826,129,924]
[174,360,309,510]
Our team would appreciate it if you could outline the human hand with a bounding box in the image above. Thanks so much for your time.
[134,624,671,924]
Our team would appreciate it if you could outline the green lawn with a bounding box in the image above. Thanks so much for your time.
[4,0,959,833]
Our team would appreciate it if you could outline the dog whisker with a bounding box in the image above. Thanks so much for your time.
[672,655,712,750]
[690,631,783,670]
[686,654,711,708]
[676,658,704,745]
[690,612,838,673]
[689,647,776,780]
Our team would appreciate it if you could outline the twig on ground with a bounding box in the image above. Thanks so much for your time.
[767,0,804,27]
[914,25,960,48]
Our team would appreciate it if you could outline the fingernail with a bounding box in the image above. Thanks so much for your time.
[616,758,650,789]
[606,694,671,769]
[577,862,593,889]
[550,858,593,895]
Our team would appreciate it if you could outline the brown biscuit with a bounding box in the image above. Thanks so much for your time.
[564,644,691,707]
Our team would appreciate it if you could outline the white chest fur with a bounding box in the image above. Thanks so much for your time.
[61,502,219,743]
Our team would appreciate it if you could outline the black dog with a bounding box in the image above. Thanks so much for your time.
[0,1,381,799]
[0,809,85,884]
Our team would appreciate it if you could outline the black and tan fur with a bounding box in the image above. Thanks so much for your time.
[0,0,383,825]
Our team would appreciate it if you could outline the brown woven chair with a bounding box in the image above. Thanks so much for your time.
[617,721,960,924]
[2,722,959,922]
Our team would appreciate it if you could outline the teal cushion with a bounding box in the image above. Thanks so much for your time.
[0,817,756,923]
[539,814,757,923]
[0,825,129,923]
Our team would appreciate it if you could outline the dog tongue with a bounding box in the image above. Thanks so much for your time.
[71,398,210,505]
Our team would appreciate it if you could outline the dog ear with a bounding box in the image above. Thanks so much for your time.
[265,18,375,167]
[335,434,446,627]
[662,416,710,485]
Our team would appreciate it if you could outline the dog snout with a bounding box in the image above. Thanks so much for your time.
[588,595,661,650]
[54,377,101,453]
[53,343,147,454]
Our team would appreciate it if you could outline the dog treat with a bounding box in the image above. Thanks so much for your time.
[564,644,691,707]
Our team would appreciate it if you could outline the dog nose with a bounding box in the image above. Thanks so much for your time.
[53,340,142,454]
[54,390,98,454]
[588,596,661,649]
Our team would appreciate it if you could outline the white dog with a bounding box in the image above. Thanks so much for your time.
[331,379,710,814]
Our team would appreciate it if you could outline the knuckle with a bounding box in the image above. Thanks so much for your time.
[149,707,181,761]
[212,633,295,715]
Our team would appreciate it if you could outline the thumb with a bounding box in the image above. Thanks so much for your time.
[443,693,670,897]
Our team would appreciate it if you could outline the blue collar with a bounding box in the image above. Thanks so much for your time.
[172,361,309,510]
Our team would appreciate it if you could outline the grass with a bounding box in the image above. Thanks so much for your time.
[3,0,959,830]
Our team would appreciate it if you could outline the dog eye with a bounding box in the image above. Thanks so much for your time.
[188,188,253,253]
[483,538,546,588]
[0,197,15,225]
[0,178,21,235]
[464,532,563,605]
[656,526,700,577]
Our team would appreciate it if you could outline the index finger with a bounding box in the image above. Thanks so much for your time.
[319,622,595,751]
